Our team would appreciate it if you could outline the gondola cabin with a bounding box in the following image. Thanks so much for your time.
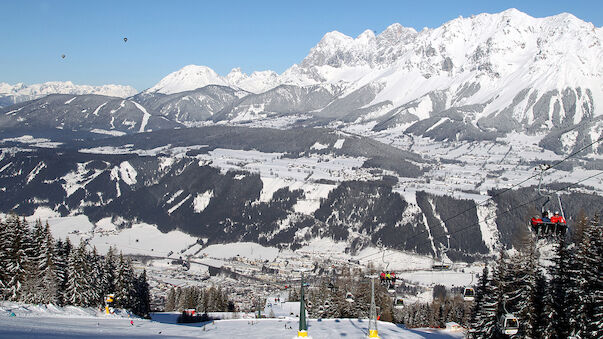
[463,287,475,301]
[431,264,451,271]
[394,297,404,309]
[345,292,354,303]
[499,313,519,335]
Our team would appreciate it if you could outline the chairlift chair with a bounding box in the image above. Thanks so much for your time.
[531,165,568,238]
[432,238,452,271]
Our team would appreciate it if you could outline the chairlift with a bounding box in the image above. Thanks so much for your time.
[530,165,568,238]
[432,239,452,271]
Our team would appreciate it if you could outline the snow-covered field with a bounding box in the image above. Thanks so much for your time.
[0,302,465,338]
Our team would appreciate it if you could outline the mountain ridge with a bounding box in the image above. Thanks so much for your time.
[0,81,137,108]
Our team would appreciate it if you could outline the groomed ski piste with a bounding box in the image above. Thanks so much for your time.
[0,302,465,339]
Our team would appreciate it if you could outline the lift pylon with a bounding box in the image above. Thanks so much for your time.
[365,274,380,338]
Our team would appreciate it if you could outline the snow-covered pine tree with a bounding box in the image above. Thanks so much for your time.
[133,269,151,317]
[572,215,602,338]
[197,289,207,313]
[88,247,104,306]
[531,268,548,338]
[34,221,59,304]
[204,286,218,312]
[567,214,590,337]
[0,217,8,298]
[469,264,499,338]
[65,241,91,306]
[102,246,117,298]
[115,253,136,309]
[586,216,603,339]
[165,287,176,311]
[20,219,42,304]
[507,232,540,337]
[185,286,199,310]
[544,236,573,338]
[54,238,71,305]
[4,214,31,301]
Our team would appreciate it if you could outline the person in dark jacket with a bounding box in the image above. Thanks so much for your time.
[541,211,550,223]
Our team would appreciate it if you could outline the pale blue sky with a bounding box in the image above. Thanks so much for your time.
[1,0,601,91]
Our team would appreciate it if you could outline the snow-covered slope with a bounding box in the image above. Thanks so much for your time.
[0,81,137,108]
[0,303,464,339]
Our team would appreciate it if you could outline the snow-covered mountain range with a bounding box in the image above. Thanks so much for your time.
[142,9,603,135]
[0,81,137,108]
[2,9,601,156]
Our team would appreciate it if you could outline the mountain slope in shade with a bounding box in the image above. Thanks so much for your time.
[0,81,137,108]
[0,94,179,134]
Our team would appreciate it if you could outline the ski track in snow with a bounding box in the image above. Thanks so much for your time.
[133,101,151,132]
[92,102,107,116]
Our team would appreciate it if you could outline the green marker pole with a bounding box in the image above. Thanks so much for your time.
[298,271,308,337]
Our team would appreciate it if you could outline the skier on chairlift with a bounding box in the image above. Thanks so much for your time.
[541,211,550,223]
[530,215,542,233]
[550,211,565,224]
